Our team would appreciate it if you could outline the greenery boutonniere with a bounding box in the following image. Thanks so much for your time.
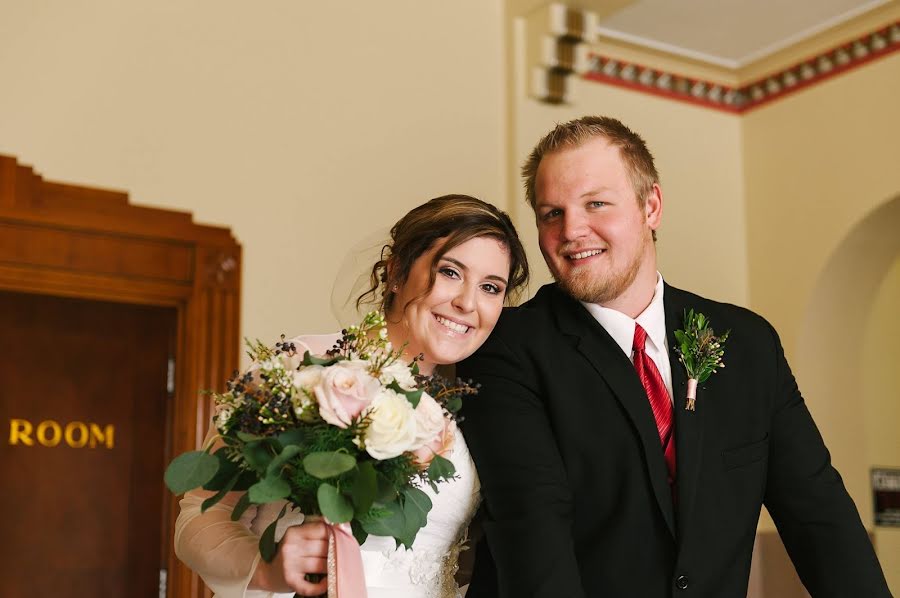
[674,309,729,411]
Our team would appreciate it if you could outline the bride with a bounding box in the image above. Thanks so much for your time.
[174,194,529,597]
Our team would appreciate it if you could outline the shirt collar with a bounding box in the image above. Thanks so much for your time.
[580,273,667,356]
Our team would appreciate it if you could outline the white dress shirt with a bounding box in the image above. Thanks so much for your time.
[580,274,673,402]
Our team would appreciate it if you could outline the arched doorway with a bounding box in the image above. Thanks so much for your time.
[796,194,900,588]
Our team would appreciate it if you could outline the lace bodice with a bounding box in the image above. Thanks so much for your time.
[174,333,481,598]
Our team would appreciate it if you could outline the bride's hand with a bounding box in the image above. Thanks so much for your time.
[250,520,329,596]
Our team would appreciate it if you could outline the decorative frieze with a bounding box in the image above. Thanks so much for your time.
[581,22,899,113]
[530,2,899,112]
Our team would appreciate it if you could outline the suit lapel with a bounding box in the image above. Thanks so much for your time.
[551,287,677,539]
[665,285,706,541]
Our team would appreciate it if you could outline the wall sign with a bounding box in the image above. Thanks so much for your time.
[8,418,115,449]
[872,467,900,527]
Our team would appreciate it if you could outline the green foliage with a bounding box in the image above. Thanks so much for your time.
[202,448,240,490]
[400,486,432,548]
[248,475,291,504]
[303,451,357,479]
[317,483,354,523]
[302,351,342,367]
[259,504,288,563]
[359,500,406,540]
[674,309,730,383]
[201,471,241,512]
[427,454,456,484]
[348,462,378,516]
[164,451,219,495]
[389,380,423,408]
[230,492,252,521]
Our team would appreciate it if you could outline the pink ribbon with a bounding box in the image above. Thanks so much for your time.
[326,522,367,598]
[686,378,698,400]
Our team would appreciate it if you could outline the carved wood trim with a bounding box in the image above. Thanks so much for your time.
[0,154,241,598]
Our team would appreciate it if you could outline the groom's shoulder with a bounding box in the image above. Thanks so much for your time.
[667,283,773,337]
[491,283,564,338]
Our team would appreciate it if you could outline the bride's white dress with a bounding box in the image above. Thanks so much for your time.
[173,334,481,598]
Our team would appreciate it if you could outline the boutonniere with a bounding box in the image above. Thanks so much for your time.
[674,309,729,411]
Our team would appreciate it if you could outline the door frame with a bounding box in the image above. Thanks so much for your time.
[0,155,240,598]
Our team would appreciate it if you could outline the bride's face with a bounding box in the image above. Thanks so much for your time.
[387,235,510,372]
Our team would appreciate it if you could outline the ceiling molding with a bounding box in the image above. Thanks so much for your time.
[528,2,900,111]
[583,22,899,113]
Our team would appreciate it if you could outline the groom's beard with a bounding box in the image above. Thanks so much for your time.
[550,231,649,306]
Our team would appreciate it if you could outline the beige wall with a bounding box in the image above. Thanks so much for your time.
[863,256,900,591]
[0,0,506,348]
[743,51,900,523]
[741,53,900,586]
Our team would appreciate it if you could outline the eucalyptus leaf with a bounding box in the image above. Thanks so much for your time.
[201,470,241,512]
[444,396,462,414]
[248,475,291,503]
[259,504,289,562]
[230,492,253,521]
[277,428,305,448]
[360,500,406,538]
[349,461,377,515]
[303,451,357,479]
[165,450,219,494]
[389,381,422,408]
[237,431,265,443]
[266,445,302,477]
[243,441,275,473]
[232,469,260,492]
[302,351,341,367]
[375,472,398,503]
[427,454,456,483]
[203,448,240,490]
[317,483,354,523]
[350,519,368,546]
[401,486,432,534]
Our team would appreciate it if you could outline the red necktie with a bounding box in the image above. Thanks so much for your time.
[632,323,676,484]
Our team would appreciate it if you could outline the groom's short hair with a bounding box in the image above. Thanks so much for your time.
[522,115,660,210]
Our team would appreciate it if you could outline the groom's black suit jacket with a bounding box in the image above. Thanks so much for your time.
[458,283,889,598]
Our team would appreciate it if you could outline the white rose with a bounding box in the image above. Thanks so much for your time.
[412,392,445,448]
[379,360,417,390]
[364,390,418,459]
[293,364,325,391]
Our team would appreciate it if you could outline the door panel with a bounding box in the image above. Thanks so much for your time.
[0,290,175,598]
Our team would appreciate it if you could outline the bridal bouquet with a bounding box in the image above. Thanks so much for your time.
[165,312,475,574]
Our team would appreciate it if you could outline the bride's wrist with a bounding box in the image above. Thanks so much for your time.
[248,558,277,591]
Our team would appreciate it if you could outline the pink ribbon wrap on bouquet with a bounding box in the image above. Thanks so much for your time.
[325,522,367,598]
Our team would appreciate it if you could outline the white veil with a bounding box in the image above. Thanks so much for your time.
[329,226,392,328]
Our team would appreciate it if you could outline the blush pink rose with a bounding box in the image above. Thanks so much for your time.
[411,418,456,469]
[314,361,381,428]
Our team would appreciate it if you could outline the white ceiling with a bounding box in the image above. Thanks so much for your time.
[593,0,892,68]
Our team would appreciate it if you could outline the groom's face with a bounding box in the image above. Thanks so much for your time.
[534,137,660,306]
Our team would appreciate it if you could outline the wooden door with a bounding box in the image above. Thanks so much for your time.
[0,155,242,597]
[0,290,176,597]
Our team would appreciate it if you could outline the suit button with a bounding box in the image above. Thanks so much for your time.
[675,575,689,590]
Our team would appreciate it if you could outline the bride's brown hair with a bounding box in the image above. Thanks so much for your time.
[357,194,529,313]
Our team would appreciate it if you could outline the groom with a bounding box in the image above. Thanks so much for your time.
[458,116,890,597]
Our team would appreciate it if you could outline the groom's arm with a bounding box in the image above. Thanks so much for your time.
[459,324,587,598]
[761,322,890,597]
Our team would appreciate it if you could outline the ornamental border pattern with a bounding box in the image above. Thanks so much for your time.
[581,22,900,113]
[546,21,900,112]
